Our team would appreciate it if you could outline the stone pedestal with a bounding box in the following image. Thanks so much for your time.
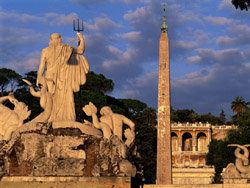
[0,176,131,188]
[172,168,215,184]
[223,178,250,184]
[0,122,137,179]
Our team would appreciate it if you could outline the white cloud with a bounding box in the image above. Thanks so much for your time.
[219,0,233,10]
[228,24,250,36]
[118,32,141,41]
[0,26,47,65]
[8,51,41,72]
[122,90,140,98]
[184,69,208,79]
[205,16,239,25]
[173,40,197,50]
[45,13,78,26]
[216,36,235,46]
[121,71,158,107]
[128,71,158,88]
[217,24,250,47]
[0,11,45,23]
[171,61,250,116]
[71,0,144,6]
[107,46,123,57]
[85,16,122,34]
[124,7,148,22]
[71,0,104,5]
[187,56,201,64]
[187,48,245,65]
[102,48,138,70]
[0,11,79,26]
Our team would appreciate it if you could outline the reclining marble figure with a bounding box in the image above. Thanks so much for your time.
[0,94,30,141]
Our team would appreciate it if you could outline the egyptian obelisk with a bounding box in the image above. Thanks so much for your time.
[156,7,172,184]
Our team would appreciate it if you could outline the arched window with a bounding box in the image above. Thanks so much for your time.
[171,132,178,152]
[197,132,207,151]
[182,132,192,151]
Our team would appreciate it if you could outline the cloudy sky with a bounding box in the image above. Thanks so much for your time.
[1,0,250,119]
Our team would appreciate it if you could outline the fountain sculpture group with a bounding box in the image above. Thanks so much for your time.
[222,144,250,184]
[0,32,137,179]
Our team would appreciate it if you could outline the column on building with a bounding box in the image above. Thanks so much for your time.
[192,129,197,152]
[178,129,182,151]
[207,129,211,152]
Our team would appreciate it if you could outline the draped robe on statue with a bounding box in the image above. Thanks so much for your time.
[47,44,89,122]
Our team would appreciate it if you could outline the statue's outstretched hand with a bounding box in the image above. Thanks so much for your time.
[82,102,97,116]
[77,32,83,41]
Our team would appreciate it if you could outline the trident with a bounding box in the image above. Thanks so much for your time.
[73,19,84,46]
[73,18,84,121]
[73,18,84,32]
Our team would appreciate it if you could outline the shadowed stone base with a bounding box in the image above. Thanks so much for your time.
[0,122,137,178]
[144,184,250,188]
[0,177,131,188]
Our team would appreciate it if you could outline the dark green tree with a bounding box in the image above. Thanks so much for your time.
[219,110,226,124]
[231,96,247,117]
[129,107,157,184]
[82,71,114,94]
[18,71,38,88]
[206,139,234,183]
[76,71,115,121]
[0,68,21,95]
[118,98,147,116]
[0,74,8,96]
[173,109,197,123]
[232,0,250,10]
[198,112,224,125]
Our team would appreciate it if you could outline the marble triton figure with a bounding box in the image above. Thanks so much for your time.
[0,94,30,141]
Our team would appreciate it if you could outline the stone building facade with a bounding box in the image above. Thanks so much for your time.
[171,122,235,184]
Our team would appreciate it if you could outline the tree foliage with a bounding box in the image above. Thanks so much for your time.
[128,106,157,184]
[232,0,250,10]
[219,110,226,125]
[231,96,247,116]
[82,71,114,94]
[0,68,21,95]
[171,108,225,125]
[18,71,38,88]
[206,139,234,183]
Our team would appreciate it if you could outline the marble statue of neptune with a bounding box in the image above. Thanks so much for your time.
[36,32,89,122]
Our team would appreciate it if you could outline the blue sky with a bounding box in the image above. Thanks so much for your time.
[1,0,250,120]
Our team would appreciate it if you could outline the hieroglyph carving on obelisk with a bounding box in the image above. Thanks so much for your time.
[156,6,172,184]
